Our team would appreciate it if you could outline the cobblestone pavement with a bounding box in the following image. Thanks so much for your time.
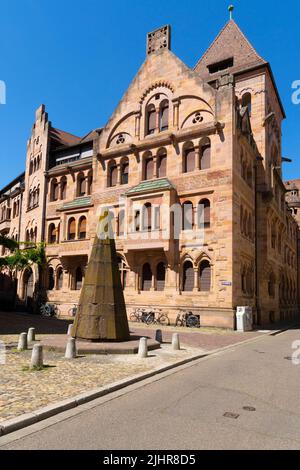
[0,311,272,424]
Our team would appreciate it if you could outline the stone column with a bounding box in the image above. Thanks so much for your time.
[193,268,199,292]
[150,271,156,291]
[117,164,122,185]
[153,156,158,178]
[195,146,200,170]
[172,100,180,130]
[165,264,178,293]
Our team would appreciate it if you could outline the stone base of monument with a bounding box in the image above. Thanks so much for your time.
[40,334,160,355]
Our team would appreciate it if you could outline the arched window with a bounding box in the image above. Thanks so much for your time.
[268,273,275,298]
[156,262,166,291]
[34,227,37,243]
[160,100,169,132]
[78,216,87,239]
[198,199,210,228]
[118,210,125,236]
[134,210,140,232]
[108,162,118,187]
[51,179,59,202]
[29,161,33,175]
[157,150,167,178]
[78,173,86,197]
[48,224,56,244]
[144,156,154,180]
[182,201,193,231]
[183,261,194,292]
[183,144,195,173]
[87,171,93,195]
[48,267,55,291]
[242,93,252,116]
[61,177,67,200]
[121,160,129,185]
[142,263,152,291]
[143,203,152,231]
[199,260,211,292]
[56,267,63,290]
[68,218,76,240]
[146,104,156,135]
[75,267,83,291]
[200,138,211,170]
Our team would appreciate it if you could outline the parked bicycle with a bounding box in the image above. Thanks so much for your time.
[175,311,200,328]
[40,303,59,318]
[129,307,147,323]
[130,307,170,326]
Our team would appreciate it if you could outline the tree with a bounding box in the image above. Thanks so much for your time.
[0,234,19,252]
[0,236,46,310]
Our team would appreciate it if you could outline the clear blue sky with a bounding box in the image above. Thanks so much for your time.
[0,0,299,188]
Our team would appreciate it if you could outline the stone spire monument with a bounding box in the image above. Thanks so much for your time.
[72,212,130,342]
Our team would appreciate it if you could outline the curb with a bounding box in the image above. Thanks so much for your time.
[0,328,284,437]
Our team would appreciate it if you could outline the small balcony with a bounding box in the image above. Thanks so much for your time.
[46,238,91,257]
[121,229,171,253]
[0,218,11,231]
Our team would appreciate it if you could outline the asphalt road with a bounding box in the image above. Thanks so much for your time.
[2,326,300,450]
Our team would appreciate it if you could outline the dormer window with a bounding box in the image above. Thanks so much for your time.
[208,57,234,74]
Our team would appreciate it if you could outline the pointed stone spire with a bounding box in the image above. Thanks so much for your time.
[72,215,130,342]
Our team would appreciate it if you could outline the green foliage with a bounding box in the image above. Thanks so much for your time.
[0,234,19,251]
[0,243,46,274]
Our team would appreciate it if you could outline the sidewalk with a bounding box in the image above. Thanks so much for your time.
[0,310,293,436]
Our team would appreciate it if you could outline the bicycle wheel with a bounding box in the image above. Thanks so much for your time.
[186,315,200,328]
[145,313,155,325]
[130,312,138,322]
[159,314,170,326]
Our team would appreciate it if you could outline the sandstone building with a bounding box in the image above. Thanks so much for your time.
[0,20,298,327]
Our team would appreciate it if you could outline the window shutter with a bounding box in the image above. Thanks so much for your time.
[199,261,211,291]
[147,109,156,134]
[160,104,169,131]
[156,263,166,291]
[183,203,193,230]
[54,183,59,201]
[143,204,152,231]
[69,219,76,240]
[142,264,152,291]
[185,149,195,173]
[122,164,129,185]
[61,181,67,199]
[183,262,194,291]
[203,200,210,227]
[79,218,87,239]
[145,158,154,180]
[201,145,211,170]
[110,166,118,187]
[158,155,167,177]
